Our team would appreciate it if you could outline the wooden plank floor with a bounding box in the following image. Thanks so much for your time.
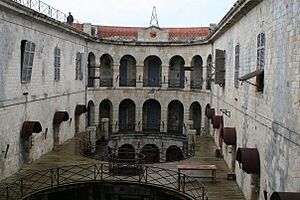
[0,135,245,200]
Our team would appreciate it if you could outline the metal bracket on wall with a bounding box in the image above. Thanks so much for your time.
[220,109,231,118]
[1,144,9,159]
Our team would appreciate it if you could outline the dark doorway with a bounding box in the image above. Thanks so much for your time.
[189,102,202,134]
[120,55,136,87]
[141,144,160,163]
[167,100,184,134]
[119,99,136,132]
[144,56,161,87]
[100,54,113,87]
[166,146,183,162]
[169,56,185,89]
[119,144,135,159]
[99,99,113,133]
[142,99,161,132]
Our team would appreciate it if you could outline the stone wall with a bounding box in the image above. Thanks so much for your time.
[210,0,300,199]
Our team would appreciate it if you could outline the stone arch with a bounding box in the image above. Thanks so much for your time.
[189,102,202,134]
[204,103,211,135]
[191,55,203,90]
[141,144,160,163]
[143,56,162,87]
[167,100,184,134]
[169,55,185,88]
[206,55,212,90]
[99,99,113,133]
[119,144,135,159]
[142,99,161,132]
[119,55,136,87]
[166,145,183,162]
[87,100,95,126]
[87,52,95,87]
[100,54,113,87]
[119,99,136,132]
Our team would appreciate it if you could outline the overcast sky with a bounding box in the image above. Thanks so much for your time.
[42,0,237,27]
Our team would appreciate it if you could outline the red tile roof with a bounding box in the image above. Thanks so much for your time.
[71,24,210,41]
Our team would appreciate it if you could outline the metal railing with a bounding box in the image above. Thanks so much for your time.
[0,164,207,200]
[12,0,80,23]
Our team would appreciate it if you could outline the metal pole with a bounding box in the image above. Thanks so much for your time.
[20,178,23,197]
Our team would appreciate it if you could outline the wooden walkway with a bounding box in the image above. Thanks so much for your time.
[0,135,244,200]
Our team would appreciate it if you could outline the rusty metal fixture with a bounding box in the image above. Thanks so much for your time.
[212,115,223,129]
[236,148,260,174]
[53,111,69,125]
[223,127,237,145]
[270,192,300,200]
[75,105,86,115]
[21,121,42,140]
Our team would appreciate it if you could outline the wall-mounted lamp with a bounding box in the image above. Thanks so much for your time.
[220,109,231,118]
[2,144,10,159]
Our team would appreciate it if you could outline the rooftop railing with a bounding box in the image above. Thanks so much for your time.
[0,164,207,200]
[12,0,80,23]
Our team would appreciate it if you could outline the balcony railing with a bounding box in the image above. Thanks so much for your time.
[0,164,207,200]
[190,80,203,90]
[12,0,80,23]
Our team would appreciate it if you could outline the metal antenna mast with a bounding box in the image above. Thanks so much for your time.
[149,6,159,27]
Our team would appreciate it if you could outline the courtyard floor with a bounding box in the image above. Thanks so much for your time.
[1,135,245,200]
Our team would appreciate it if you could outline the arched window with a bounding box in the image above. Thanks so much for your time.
[142,99,161,132]
[169,56,185,89]
[234,44,240,88]
[191,56,203,90]
[100,54,113,87]
[54,46,61,81]
[21,40,36,83]
[119,99,136,132]
[87,53,95,87]
[189,102,202,134]
[87,101,95,126]
[257,33,265,92]
[120,55,136,87]
[167,100,184,134]
[143,56,162,87]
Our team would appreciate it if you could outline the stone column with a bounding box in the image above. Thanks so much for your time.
[136,63,143,88]
[113,64,119,88]
[184,65,191,91]
[161,65,168,89]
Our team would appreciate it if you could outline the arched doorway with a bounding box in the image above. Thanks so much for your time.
[142,99,161,132]
[141,144,160,163]
[87,101,95,126]
[143,56,162,87]
[119,99,136,132]
[87,52,95,87]
[191,55,203,89]
[189,102,202,134]
[99,99,113,133]
[169,56,185,88]
[204,104,211,135]
[206,55,212,90]
[166,145,183,162]
[167,100,184,134]
[120,55,136,87]
[100,54,113,87]
[118,144,135,159]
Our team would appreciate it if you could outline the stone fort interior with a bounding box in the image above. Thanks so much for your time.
[0,0,299,200]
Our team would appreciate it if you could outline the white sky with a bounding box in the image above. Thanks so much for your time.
[42,0,237,27]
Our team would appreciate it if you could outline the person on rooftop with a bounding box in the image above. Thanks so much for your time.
[67,12,74,24]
